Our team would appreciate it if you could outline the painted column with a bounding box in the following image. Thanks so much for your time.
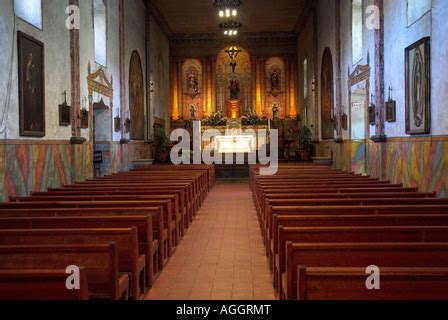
[335,0,343,138]
[119,0,126,136]
[285,56,291,119]
[211,57,216,114]
[260,57,266,116]
[171,58,180,121]
[251,56,257,113]
[255,58,263,116]
[289,56,297,119]
[374,0,386,138]
[177,58,183,120]
[69,0,81,137]
[206,58,213,117]
[201,57,207,119]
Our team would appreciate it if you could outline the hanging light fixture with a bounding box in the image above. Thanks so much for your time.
[219,20,242,36]
[214,0,243,36]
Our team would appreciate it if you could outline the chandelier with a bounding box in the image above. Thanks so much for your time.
[213,0,244,36]
[219,21,242,36]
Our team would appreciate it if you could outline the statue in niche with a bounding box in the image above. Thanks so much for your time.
[187,68,199,99]
[189,104,196,120]
[272,103,279,119]
[229,79,241,100]
[269,67,282,97]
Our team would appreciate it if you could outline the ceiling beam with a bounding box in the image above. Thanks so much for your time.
[294,0,316,35]
[147,0,173,37]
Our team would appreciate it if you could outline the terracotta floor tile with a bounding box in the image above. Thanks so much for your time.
[145,179,276,301]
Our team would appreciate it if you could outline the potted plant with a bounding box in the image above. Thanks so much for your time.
[298,125,313,161]
[153,128,170,163]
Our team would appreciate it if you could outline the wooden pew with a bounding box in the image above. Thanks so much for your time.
[267,205,448,253]
[35,187,192,228]
[0,200,176,258]
[296,267,448,300]
[283,242,448,300]
[0,228,146,300]
[10,195,182,246]
[0,269,89,300]
[0,215,158,287]
[0,244,129,300]
[0,207,169,272]
[277,226,448,296]
[262,198,448,244]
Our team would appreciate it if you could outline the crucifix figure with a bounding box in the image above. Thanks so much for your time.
[225,47,242,73]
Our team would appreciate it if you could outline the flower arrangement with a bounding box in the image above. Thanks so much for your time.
[242,109,267,126]
[203,111,227,126]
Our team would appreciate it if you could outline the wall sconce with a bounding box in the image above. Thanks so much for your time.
[80,97,89,129]
[386,85,396,122]
[125,117,131,134]
[368,94,376,125]
[59,91,71,126]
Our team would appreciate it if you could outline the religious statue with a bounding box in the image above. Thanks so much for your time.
[272,103,279,119]
[189,104,196,120]
[187,70,199,99]
[229,79,241,100]
[271,69,280,91]
[269,68,281,97]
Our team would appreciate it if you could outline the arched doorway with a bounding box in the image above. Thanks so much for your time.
[129,51,145,140]
[321,48,334,140]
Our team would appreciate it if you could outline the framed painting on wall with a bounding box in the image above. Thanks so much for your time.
[405,37,431,135]
[18,31,45,137]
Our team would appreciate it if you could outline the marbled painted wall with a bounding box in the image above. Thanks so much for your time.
[332,138,447,197]
[0,142,92,201]
[0,0,159,201]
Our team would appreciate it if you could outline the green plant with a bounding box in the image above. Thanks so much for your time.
[298,125,313,150]
[153,128,169,153]
[242,109,267,126]
[204,111,227,126]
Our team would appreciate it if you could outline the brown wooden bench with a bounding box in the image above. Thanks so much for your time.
[277,226,448,297]
[284,242,448,300]
[296,267,448,300]
[0,228,146,300]
[10,195,182,246]
[0,243,129,300]
[267,205,448,253]
[0,215,158,287]
[36,187,192,228]
[0,200,176,257]
[0,269,89,300]
[0,207,166,271]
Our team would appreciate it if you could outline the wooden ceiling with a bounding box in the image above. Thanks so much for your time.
[151,0,310,34]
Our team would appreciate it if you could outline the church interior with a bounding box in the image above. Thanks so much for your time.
[0,0,448,302]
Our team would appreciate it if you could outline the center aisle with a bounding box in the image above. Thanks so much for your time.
[146,179,276,300]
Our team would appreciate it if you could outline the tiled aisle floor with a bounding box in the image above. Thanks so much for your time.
[146,179,276,300]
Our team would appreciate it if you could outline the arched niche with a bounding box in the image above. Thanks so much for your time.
[320,47,335,140]
[129,51,145,140]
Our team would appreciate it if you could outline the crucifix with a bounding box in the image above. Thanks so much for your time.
[62,91,67,105]
[225,46,242,73]
[388,85,393,102]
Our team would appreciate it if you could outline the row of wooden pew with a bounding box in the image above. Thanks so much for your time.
[0,164,215,300]
[250,163,448,300]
